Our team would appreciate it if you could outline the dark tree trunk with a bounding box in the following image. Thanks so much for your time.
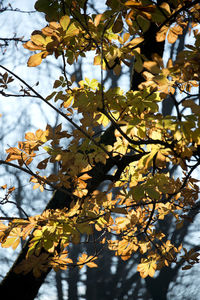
[0,240,52,299]
[55,271,64,300]
[67,244,80,300]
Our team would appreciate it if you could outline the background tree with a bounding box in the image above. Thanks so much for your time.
[0,1,200,300]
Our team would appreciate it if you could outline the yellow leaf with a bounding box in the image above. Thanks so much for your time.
[156,25,168,42]
[167,28,178,44]
[167,58,173,68]
[60,15,70,31]
[171,25,183,35]
[96,113,110,127]
[137,258,157,278]
[67,200,81,217]
[25,132,35,141]
[23,41,44,51]
[143,61,160,74]
[94,14,103,27]
[1,227,21,250]
[115,217,130,230]
[64,23,79,39]
[6,147,28,166]
[31,34,46,46]
[0,222,8,242]
[1,184,7,190]
[160,2,171,15]
[127,37,144,47]
[78,173,92,181]
[49,22,60,30]
[27,52,43,67]
[86,261,98,268]
[123,33,130,43]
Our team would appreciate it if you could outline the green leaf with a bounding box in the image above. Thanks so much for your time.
[112,14,123,33]
[53,80,62,88]
[145,187,160,200]
[35,0,61,21]
[136,15,150,33]
[131,185,145,202]
[46,91,56,101]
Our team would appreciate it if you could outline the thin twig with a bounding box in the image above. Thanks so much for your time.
[0,91,38,98]
[0,159,74,198]
[61,52,72,90]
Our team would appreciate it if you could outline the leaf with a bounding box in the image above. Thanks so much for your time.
[14,253,50,278]
[60,15,70,31]
[167,25,183,44]
[137,258,157,278]
[37,158,49,169]
[127,37,144,47]
[123,32,130,43]
[6,146,29,166]
[46,91,56,101]
[1,227,21,250]
[31,34,46,46]
[160,2,171,15]
[143,61,160,74]
[167,29,178,44]
[64,23,79,39]
[133,52,143,72]
[156,25,168,42]
[112,14,123,33]
[27,52,43,67]
[94,55,101,66]
[23,41,43,51]
[136,15,150,33]
[146,187,160,200]
[131,185,145,202]
[78,253,98,269]
[115,217,130,230]
[1,184,7,190]
[50,252,73,271]
[94,14,103,27]
[86,261,98,268]
[53,80,62,88]
[0,222,9,242]
[182,100,200,114]
[182,265,192,270]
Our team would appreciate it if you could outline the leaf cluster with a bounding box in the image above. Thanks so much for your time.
[1,0,200,278]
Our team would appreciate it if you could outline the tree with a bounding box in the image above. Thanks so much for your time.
[0,0,200,299]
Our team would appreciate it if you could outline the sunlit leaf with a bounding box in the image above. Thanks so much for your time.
[60,15,70,31]
[27,52,43,67]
